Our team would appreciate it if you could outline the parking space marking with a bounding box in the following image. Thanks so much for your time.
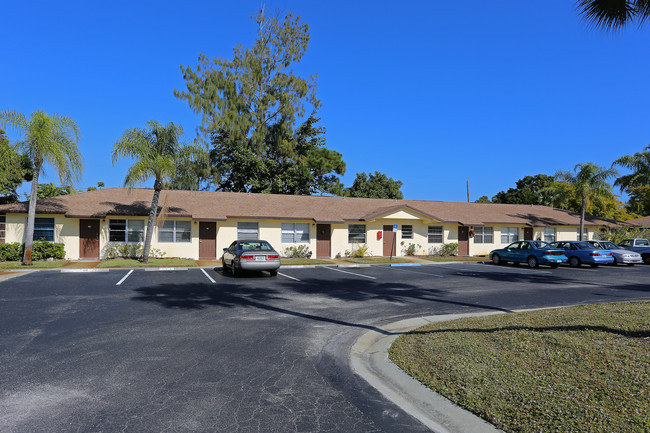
[278,272,301,281]
[116,270,134,286]
[200,268,216,283]
[381,266,443,278]
[324,266,377,280]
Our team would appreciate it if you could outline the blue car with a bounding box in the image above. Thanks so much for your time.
[490,240,567,268]
[549,241,614,268]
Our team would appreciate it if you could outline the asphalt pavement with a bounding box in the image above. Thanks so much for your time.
[1,262,648,432]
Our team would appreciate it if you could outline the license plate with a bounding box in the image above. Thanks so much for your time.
[255,256,266,261]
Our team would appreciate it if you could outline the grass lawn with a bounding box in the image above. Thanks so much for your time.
[96,258,198,268]
[0,260,69,269]
[281,258,334,265]
[389,301,649,433]
[419,255,485,262]
[341,256,414,264]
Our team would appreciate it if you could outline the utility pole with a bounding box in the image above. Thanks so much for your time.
[466,179,470,203]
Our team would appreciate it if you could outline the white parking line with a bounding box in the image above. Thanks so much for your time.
[200,268,216,283]
[278,272,301,281]
[382,266,443,277]
[116,270,134,286]
[325,266,377,280]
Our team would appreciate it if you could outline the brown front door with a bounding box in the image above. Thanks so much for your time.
[458,226,469,255]
[316,224,331,258]
[79,219,100,259]
[524,227,533,240]
[383,225,396,256]
[199,222,216,259]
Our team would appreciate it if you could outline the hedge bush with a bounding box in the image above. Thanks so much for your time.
[0,241,65,261]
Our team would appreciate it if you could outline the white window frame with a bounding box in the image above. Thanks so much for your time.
[427,226,443,243]
[544,227,556,243]
[281,223,310,243]
[237,222,259,240]
[474,226,493,244]
[348,224,366,243]
[401,225,413,239]
[158,220,191,243]
[109,219,145,243]
[33,217,55,242]
[501,227,519,244]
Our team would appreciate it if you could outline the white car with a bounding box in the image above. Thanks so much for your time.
[586,241,643,266]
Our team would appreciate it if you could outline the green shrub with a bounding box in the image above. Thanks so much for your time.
[31,241,65,260]
[0,242,23,261]
[595,227,650,244]
[103,242,165,260]
[282,245,312,258]
[345,244,369,258]
[429,242,458,256]
[400,241,421,256]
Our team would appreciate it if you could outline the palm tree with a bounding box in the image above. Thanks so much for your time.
[0,110,82,265]
[555,163,618,240]
[577,0,650,30]
[612,145,650,190]
[112,120,205,263]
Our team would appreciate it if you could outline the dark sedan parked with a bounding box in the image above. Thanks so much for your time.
[222,240,281,277]
[490,240,567,268]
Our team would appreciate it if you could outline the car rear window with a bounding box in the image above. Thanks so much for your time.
[575,242,593,249]
[240,241,274,251]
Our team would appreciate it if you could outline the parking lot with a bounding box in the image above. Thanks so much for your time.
[1,262,649,432]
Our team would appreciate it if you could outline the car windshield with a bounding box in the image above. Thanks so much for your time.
[240,241,274,252]
[531,241,552,249]
[575,242,594,250]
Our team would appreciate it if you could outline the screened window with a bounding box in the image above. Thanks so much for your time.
[576,228,589,240]
[348,224,366,243]
[158,220,191,243]
[402,225,413,239]
[428,226,443,243]
[281,223,309,243]
[0,214,5,243]
[109,219,144,243]
[544,227,556,243]
[33,217,55,242]
[237,222,259,240]
[474,226,493,243]
[501,227,519,243]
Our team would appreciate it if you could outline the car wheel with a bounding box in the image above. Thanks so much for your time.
[492,254,501,265]
[643,255,650,265]
[221,256,229,273]
[269,270,278,277]
[611,258,617,266]
[232,261,240,278]
[527,256,539,268]
[569,256,581,268]
[550,263,559,269]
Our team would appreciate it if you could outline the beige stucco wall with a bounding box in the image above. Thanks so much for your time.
[4,213,80,260]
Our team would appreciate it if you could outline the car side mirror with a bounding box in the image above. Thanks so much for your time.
[223,248,229,253]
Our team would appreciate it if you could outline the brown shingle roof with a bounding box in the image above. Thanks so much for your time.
[626,215,650,228]
[0,187,619,227]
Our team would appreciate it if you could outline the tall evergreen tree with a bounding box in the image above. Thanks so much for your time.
[346,171,404,199]
[0,110,82,265]
[175,10,344,194]
[0,128,33,204]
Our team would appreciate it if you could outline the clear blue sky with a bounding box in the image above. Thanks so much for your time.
[3,1,649,202]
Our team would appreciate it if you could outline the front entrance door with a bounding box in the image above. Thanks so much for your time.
[316,224,331,258]
[524,227,533,240]
[79,219,100,259]
[199,222,216,259]
[383,225,396,256]
[458,226,469,255]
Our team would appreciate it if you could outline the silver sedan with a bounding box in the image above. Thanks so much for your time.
[586,240,643,266]
[222,240,281,277]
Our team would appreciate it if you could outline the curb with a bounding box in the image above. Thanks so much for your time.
[351,312,506,433]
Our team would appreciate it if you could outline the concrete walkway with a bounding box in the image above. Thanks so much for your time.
[351,313,505,433]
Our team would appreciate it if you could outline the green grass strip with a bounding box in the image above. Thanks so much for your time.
[389,301,650,433]
[0,260,69,269]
